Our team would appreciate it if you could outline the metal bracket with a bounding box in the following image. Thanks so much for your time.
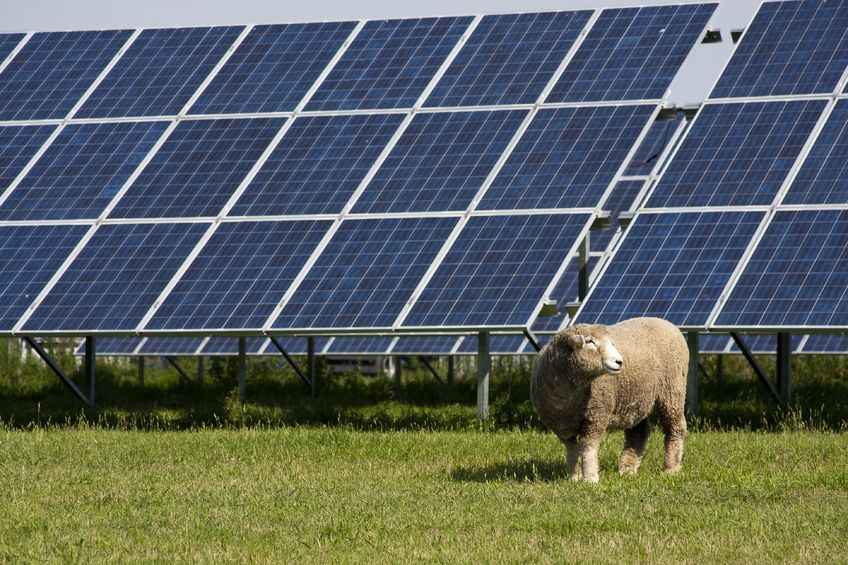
[24,336,93,407]
[268,336,312,390]
[523,328,542,353]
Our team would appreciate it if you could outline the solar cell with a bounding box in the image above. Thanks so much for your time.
[147,220,332,330]
[711,0,848,99]
[699,333,730,354]
[456,334,525,354]
[266,336,330,355]
[23,222,208,332]
[646,100,826,208]
[547,4,717,102]
[231,114,403,217]
[0,225,89,331]
[0,30,131,120]
[531,256,599,332]
[591,180,645,253]
[0,33,25,65]
[108,117,284,219]
[76,336,144,356]
[802,334,848,354]
[190,22,356,115]
[0,125,55,189]
[139,336,204,355]
[326,336,394,354]
[478,105,654,211]
[576,211,765,327]
[76,26,243,118]
[624,114,685,176]
[391,335,459,354]
[725,334,803,354]
[201,336,268,355]
[352,109,526,214]
[0,121,168,221]
[305,16,472,111]
[424,11,591,107]
[403,213,592,328]
[272,217,458,330]
[784,100,848,205]
[716,209,848,328]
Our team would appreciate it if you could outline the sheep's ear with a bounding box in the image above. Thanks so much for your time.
[567,334,584,350]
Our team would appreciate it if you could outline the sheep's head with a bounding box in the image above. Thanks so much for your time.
[559,325,623,379]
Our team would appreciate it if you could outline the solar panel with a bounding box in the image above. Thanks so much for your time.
[402,213,592,328]
[711,0,848,99]
[77,336,143,356]
[272,217,458,330]
[0,225,89,331]
[326,336,394,354]
[75,27,243,118]
[784,100,848,205]
[140,336,204,355]
[351,109,527,214]
[715,209,848,328]
[0,33,25,64]
[456,334,525,354]
[190,22,356,115]
[624,114,685,176]
[146,220,332,330]
[591,180,646,253]
[230,114,403,217]
[266,336,330,355]
[0,121,168,221]
[531,255,599,332]
[424,11,592,107]
[547,4,717,102]
[802,334,848,354]
[23,222,208,332]
[201,336,268,355]
[305,16,472,111]
[0,30,131,120]
[477,105,655,211]
[577,211,765,327]
[108,117,284,219]
[391,335,459,355]
[0,125,55,189]
[646,100,827,208]
[699,333,730,354]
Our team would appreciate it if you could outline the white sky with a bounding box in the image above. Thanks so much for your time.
[0,0,762,105]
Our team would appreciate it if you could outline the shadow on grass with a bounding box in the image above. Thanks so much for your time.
[450,458,568,483]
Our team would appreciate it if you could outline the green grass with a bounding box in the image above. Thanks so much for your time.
[1,426,846,563]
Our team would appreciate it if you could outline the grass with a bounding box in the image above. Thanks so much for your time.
[1,426,847,563]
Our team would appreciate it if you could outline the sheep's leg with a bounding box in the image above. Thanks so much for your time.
[578,435,603,484]
[565,438,581,481]
[619,419,651,476]
[657,403,687,473]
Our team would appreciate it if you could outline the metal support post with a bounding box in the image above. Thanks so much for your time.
[24,336,92,407]
[578,235,590,301]
[776,332,792,405]
[716,354,724,385]
[307,336,317,397]
[447,356,455,384]
[197,357,205,385]
[138,356,145,386]
[730,332,783,405]
[238,337,247,403]
[85,336,96,406]
[419,356,445,385]
[477,331,491,420]
[268,336,311,389]
[685,332,699,418]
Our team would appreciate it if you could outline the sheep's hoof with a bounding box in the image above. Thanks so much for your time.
[582,474,600,484]
[662,465,682,475]
[568,471,582,482]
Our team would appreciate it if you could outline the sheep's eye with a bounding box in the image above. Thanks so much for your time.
[585,339,597,349]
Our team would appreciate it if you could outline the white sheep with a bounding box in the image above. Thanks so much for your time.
[531,317,688,483]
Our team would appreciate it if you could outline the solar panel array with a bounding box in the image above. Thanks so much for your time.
[577,0,848,334]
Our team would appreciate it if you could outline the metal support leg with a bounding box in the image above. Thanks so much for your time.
[477,331,491,420]
[238,337,247,403]
[24,336,92,407]
[268,336,311,390]
[307,337,317,397]
[85,336,95,406]
[730,332,783,405]
[685,332,699,418]
[447,356,455,384]
[716,354,724,385]
[777,332,792,405]
[578,235,590,301]
[138,356,145,386]
[419,356,445,385]
[197,357,205,385]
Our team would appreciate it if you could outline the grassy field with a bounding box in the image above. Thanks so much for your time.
[2,426,847,563]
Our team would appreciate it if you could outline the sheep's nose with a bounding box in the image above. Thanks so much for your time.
[614,359,623,368]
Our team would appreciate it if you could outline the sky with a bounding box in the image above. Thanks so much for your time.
[0,0,762,104]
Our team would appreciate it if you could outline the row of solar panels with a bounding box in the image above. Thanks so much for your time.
[72,332,848,357]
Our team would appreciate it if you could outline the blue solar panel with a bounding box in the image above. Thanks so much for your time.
[305,16,472,111]
[273,217,458,330]
[712,0,848,98]
[456,334,525,354]
[478,105,654,211]
[77,336,144,356]
[147,220,331,330]
[76,27,242,118]
[231,114,403,217]
[327,336,394,354]
[0,121,168,221]
[0,125,55,189]
[202,336,268,355]
[647,100,826,208]
[23,222,208,332]
[0,33,25,63]
[624,114,685,176]
[532,256,599,332]
[0,225,89,331]
[391,335,459,354]
[140,337,204,355]
[547,4,716,102]
[108,118,284,219]
[716,210,848,328]
[403,213,591,328]
[577,211,764,327]
[591,180,646,253]
[352,110,526,214]
[0,30,131,120]
[266,336,330,355]
[803,334,848,353]
[424,11,591,107]
[699,333,730,354]
[190,22,356,114]
[785,100,848,205]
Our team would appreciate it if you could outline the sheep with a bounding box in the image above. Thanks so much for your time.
[530,317,688,483]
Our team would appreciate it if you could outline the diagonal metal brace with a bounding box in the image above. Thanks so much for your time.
[729,332,784,406]
[523,328,542,353]
[165,357,193,385]
[268,336,312,389]
[24,337,93,407]
[418,356,445,385]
